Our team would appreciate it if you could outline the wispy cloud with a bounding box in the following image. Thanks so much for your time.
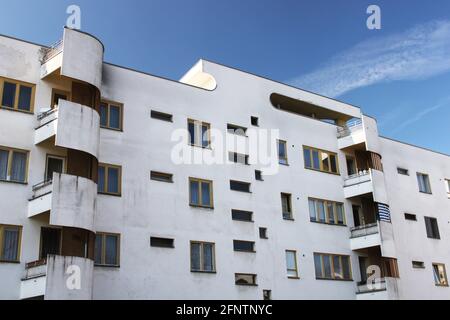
[289,20,450,98]
[391,97,450,134]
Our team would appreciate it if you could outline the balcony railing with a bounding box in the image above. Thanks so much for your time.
[40,39,63,64]
[31,179,53,199]
[344,170,371,187]
[357,279,387,294]
[350,223,379,238]
[337,118,363,138]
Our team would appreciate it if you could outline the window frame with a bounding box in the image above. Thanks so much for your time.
[150,171,173,183]
[230,180,251,193]
[432,263,449,287]
[150,237,175,248]
[397,167,409,176]
[235,273,257,286]
[417,172,432,194]
[309,197,346,226]
[424,216,440,239]
[98,163,122,196]
[277,140,288,165]
[94,232,121,267]
[259,227,268,239]
[314,252,353,281]
[233,240,256,253]
[100,100,124,131]
[188,119,211,149]
[286,250,299,279]
[281,193,293,220]
[303,146,340,175]
[189,177,214,208]
[231,209,253,222]
[190,241,216,273]
[0,224,22,263]
[150,110,173,122]
[0,77,35,113]
[0,146,30,184]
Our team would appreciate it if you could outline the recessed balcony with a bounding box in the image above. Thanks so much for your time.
[350,223,381,250]
[28,173,97,232]
[35,99,100,158]
[20,255,94,300]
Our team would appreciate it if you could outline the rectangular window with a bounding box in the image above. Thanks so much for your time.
[445,179,450,198]
[433,263,448,286]
[397,168,409,175]
[255,170,263,181]
[151,110,173,122]
[0,225,22,263]
[309,198,346,226]
[314,253,352,280]
[417,173,432,194]
[0,77,35,112]
[231,210,253,222]
[286,250,299,278]
[190,241,215,272]
[424,217,440,239]
[235,273,257,286]
[98,163,122,196]
[189,178,213,208]
[99,101,123,131]
[404,213,417,221]
[228,152,249,165]
[230,180,251,193]
[251,116,259,127]
[150,237,174,248]
[233,240,255,252]
[188,119,210,148]
[94,233,120,267]
[281,193,293,220]
[412,261,425,269]
[303,146,339,174]
[227,124,247,136]
[278,140,288,165]
[150,171,173,183]
[259,227,268,239]
[0,147,29,183]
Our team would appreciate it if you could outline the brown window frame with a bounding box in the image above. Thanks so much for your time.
[100,100,124,131]
[314,252,353,281]
[303,146,340,175]
[0,224,23,263]
[189,177,214,208]
[0,77,35,113]
[0,146,30,184]
[94,232,121,267]
[190,241,216,273]
[98,163,122,196]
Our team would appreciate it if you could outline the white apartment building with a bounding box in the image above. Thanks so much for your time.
[0,27,449,300]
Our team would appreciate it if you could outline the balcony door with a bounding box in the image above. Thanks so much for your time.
[359,256,369,284]
[45,155,65,182]
[352,205,364,227]
[40,227,62,260]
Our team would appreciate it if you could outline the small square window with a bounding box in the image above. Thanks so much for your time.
[150,237,174,248]
[263,290,271,300]
[230,180,251,193]
[412,261,425,269]
[397,168,409,175]
[251,116,259,127]
[151,110,173,122]
[233,240,255,252]
[232,210,253,222]
[150,171,173,183]
[235,273,257,286]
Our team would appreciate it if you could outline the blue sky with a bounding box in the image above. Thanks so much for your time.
[1,0,449,154]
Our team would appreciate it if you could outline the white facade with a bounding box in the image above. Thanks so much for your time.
[0,28,449,300]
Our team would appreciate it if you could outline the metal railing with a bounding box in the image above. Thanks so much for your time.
[344,170,371,188]
[40,39,63,64]
[32,179,53,192]
[37,107,58,121]
[337,118,363,138]
[350,223,379,238]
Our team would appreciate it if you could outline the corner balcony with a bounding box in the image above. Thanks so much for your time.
[356,277,399,300]
[35,99,100,158]
[20,255,94,300]
[337,119,365,149]
[343,170,373,198]
[350,223,381,251]
[28,173,97,232]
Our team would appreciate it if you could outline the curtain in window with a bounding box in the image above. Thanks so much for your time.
[107,168,119,193]
[188,122,196,145]
[337,204,345,224]
[286,251,297,276]
[309,199,316,221]
[105,235,118,265]
[314,253,322,278]
[18,86,32,111]
[318,201,326,222]
[98,166,105,192]
[201,125,209,148]
[333,256,343,279]
[323,255,332,278]
[94,236,103,264]
[433,265,441,284]
[201,182,210,206]
[203,243,213,271]
[0,150,8,180]
[2,82,16,108]
[327,202,335,223]
[190,243,201,271]
[303,149,312,168]
[2,228,19,261]
[190,181,199,205]
[109,105,120,129]
[99,103,108,127]
[10,152,26,182]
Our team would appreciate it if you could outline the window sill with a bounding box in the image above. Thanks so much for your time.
[234,250,256,253]
[316,277,353,282]
[151,178,174,183]
[189,204,214,210]
[191,270,217,274]
[98,192,122,197]
[0,260,21,264]
[189,144,212,150]
[260,237,269,240]
[0,106,33,115]
[419,191,433,195]
[235,283,258,287]
[0,179,28,185]
[435,284,449,287]
[283,217,295,221]
[279,162,289,166]
[231,190,252,194]
[94,264,120,268]
[288,276,300,280]
[232,219,254,223]
[100,126,123,132]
